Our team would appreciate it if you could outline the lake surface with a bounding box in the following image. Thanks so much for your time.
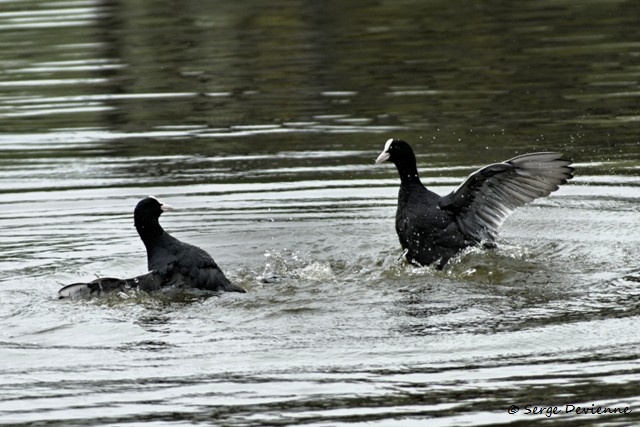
[1,0,640,425]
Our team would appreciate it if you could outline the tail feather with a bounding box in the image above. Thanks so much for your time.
[220,281,247,293]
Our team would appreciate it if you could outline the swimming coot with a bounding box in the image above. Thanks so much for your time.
[375,139,574,269]
[59,197,245,298]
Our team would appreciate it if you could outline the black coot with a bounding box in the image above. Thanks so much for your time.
[375,139,574,269]
[59,197,246,298]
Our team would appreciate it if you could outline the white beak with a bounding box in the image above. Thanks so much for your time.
[160,202,175,212]
[375,138,394,164]
[375,151,390,164]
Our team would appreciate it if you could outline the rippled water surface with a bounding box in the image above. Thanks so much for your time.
[1,1,640,426]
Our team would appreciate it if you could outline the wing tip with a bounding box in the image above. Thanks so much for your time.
[58,283,94,299]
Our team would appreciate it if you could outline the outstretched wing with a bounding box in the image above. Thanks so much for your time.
[438,152,574,243]
[58,277,126,299]
[58,272,165,299]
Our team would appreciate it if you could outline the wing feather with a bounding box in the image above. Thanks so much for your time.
[439,152,574,243]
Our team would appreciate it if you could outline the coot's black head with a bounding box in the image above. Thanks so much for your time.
[134,196,174,230]
[375,139,421,183]
[375,138,416,166]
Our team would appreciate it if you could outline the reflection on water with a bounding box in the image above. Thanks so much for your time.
[1,0,640,425]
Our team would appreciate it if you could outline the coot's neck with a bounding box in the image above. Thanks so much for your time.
[393,158,423,186]
[136,219,165,249]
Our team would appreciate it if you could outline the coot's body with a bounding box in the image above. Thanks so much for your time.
[59,197,245,298]
[134,197,243,293]
[376,139,574,268]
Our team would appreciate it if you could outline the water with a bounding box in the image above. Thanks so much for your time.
[1,0,640,425]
